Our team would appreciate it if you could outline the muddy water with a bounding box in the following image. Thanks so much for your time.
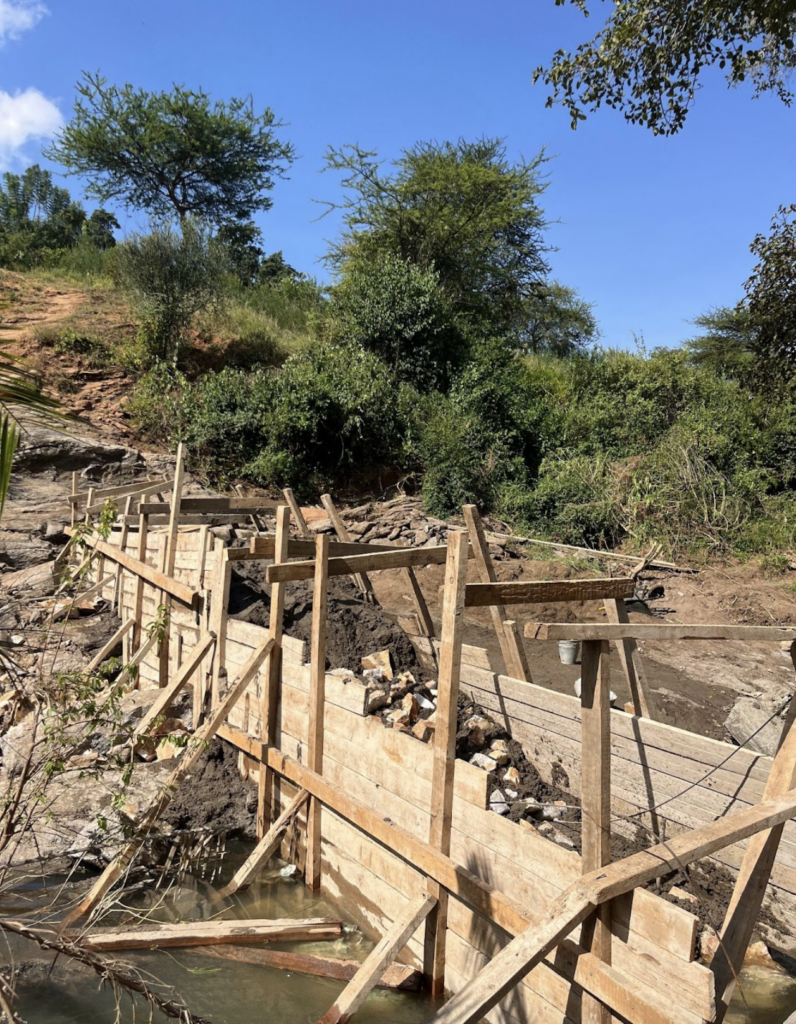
[4,848,796,1024]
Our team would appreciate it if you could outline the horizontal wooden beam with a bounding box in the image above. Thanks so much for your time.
[249,536,409,559]
[527,622,796,642]
[74,917,342,950]
[139,497,279,515]
[485,531,680,570]
[264,747,684,1024]
[267,545,473,584]
[65,529,201,609]
[69,478,169,507]
[190,945,423,991]
[464,577,635,608]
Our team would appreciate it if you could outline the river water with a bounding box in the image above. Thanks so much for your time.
[5,847,796,1024]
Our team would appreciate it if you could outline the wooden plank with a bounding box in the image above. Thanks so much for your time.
[220,788,310,896]
[267,544,470,583]
[283,487,312,538]
[66,527,199,609]
[465,578,635,608]
[112,495,134,613]
[405,566,436,640]
[76,917,342,950]
[430,792,796,1024]
[316,893,437,1024]
[321,493,375,600]
[64,637,275,925]
[484,530,679,570]
[712,653,796,1022]
[209,546,232,709]
[112,630,159,692]
[527,622,796,642]
[580,639,611,1024]
[69,478,169,507]
[163,443,185,578]
[307,534,330,891]
[70,470,78,526]
[250,535,405,558]
[86,619,135,674]
[260,505,290,835]
[425,529,469,997]
[139,497,279,514]
[605,597,657,719]
[194,944,422,990]
[133,633,215,738]
[265,746,701,1024]
[463,505,528,682]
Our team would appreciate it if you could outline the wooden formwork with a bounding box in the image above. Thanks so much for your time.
[65,459,796,1024]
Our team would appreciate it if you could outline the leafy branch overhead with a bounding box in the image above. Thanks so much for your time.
[46,72,296,224]
[535,0,796,134]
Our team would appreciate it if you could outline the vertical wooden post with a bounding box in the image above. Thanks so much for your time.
[424,528,469,998]
[84,487,95,525]
[259,505,290,837]
[283,487,311,539]
[113,495,133,615]
[209,545,232,711]
[132,512,149,651]
[306,533,330,891]
[711,647,796,1022]
[462,505,530,682]
[70,471,79,527]
[605,598,656,718]
[159,444,185,688]
[580,638,612,1024]
[404,567,436,640]
[320,493,375,602]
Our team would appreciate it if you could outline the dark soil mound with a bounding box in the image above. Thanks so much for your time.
[228,562,420,674]
[164,739,256,838]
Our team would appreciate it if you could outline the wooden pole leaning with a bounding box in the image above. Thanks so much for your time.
[462,505,530,681]
[63,636,275,927]
[259,504,290,836]
[158,443,186,688]
[209,543,233,711]
[579,639,612,1024]
[604,597,656,719]
[70,471,78,527]
[711,645,796,1022]
[306,533,330,891]
[316,893,437,1024]
[424,528,469,998]
[320,494,375,602]
[113,495,134,616]
[132,511,149,652]
[283,487,312,539]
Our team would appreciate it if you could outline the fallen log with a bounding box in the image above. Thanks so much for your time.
[74,917,343,951]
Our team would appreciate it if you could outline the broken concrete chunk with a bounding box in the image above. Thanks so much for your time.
[388,708,411,728]
[366,689,390,713]
[362,667,386,686]
[503,766,521,788]
[362,649,394,680]
[552,831,575,850]
[330,668,358,682]
[540,804,564,821]
[669,885,699,907]
[725,697,783,757]
[516,798,542,816]
[135,737,157,762]
[390,670,415,697]
[156,733,188,760]
[401,693,420,724]
[489,789,510,814]
[417,694,435,711]
[469,752,498,772]
[412,719,435,743]
[489,739,510,765]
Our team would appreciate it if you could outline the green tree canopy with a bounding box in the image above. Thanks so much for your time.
[522,280,599,355]
[322,138,550,343]
[47,73,295,225]
[535,1,796,134]
[742,204,796,378]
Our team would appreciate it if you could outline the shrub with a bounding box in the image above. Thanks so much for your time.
[126,364,189,439]
[113,220,226,365]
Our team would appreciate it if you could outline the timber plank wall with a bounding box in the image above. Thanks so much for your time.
[93,526,777,1023]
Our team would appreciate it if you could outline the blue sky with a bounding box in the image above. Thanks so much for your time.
[1,0,794,349]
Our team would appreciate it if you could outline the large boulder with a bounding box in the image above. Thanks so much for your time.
[724,697,786,758]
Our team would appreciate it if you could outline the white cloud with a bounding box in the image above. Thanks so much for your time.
[0,0,47,44]
[0,88,62,167]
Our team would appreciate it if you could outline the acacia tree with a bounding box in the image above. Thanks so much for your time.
[535,1,796,134]
[322,138,551,344]
[47,73,295,226]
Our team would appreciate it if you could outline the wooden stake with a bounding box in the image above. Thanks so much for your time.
[132,511,149,651]
[605,598,656,718]
[209,546,232,710]
[462,505,529,681]
[580,639,612,1024]
[220,788,309,897]
[113,495,133,614]
[283,487,312,538]
[70,471,78,527]
[316,893,437,1024]
[712,651,796,1022]
[63,636,275,926]
[424,528,469,998]
[159,444,186,688]
[133,633,216,739]
[306,533,330,891]
[86,619,135,675]
[320,493,375,602]
[404,566,436,639]
[259,505,289,836]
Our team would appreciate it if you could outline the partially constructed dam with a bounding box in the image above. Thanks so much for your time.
[24,443,796,1024]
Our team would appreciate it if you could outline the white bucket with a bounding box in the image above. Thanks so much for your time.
[558,640,580,665]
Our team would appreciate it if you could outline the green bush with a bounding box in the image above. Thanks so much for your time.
[113,220,226,364]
